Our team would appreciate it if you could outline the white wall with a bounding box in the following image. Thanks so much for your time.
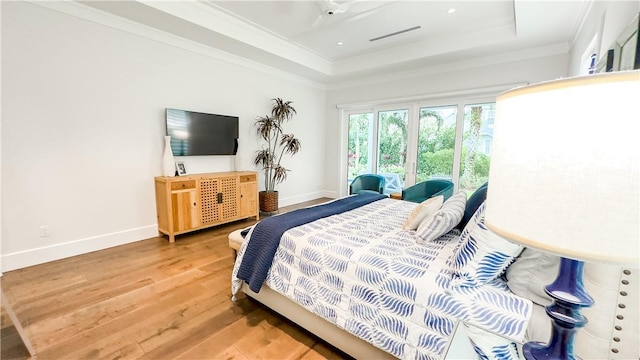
[323,52,570,195]
[4,1,634,272]
[568,1,639,76]
[0,1,3,276]
[1,1,326,271]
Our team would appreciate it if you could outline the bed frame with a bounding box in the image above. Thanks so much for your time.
[229,225,639,360]
[229,229,477,359]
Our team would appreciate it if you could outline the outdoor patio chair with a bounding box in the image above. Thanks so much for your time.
[349,174,386,195]
[401,179,454,203]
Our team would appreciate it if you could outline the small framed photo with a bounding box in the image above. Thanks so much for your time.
[175,161,187,176]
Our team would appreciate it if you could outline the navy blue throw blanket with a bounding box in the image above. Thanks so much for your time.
[237,193,386,292]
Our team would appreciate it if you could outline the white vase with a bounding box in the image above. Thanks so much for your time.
[162,135,175,177]
[234,138,243,171]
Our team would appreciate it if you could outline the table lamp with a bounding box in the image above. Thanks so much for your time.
[484,70,639,359]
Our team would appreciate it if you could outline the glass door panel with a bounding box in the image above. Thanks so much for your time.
[377,109,408,194]
[416,106,458,183]
[459,103,495,194]
[347,113,374,188]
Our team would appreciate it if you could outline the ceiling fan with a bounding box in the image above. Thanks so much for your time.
[321,0,352,15]
[311,0,354,28]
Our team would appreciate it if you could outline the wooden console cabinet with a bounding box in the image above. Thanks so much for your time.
[154,171,259,242]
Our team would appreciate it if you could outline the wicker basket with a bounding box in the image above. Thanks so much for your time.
[259,191,279,213]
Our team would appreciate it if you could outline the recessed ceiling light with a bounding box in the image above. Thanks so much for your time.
[337,41,344,46]
[448,8,456,14]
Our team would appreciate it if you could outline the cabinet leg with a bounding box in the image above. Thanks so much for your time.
[169,234,175,243]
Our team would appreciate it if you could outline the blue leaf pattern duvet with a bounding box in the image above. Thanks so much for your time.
[232,198,532,359]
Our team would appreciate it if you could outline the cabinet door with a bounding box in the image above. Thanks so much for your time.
[239,182,258,218]
[171,189,198,231]
[218,177,239,221]
[199,178,220,226]
[199,176,239,225]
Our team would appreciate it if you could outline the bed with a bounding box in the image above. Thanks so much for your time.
[229,189,638,359]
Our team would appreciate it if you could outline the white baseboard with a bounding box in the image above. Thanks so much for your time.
[278,191,336,208]
[320,190,339,199]
[1,191,338,272]
[1,225,158,272]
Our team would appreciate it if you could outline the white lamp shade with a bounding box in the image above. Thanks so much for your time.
[485,70,640,267]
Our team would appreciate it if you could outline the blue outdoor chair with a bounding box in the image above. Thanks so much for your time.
[401,179,454,203]
[349,174,386,195]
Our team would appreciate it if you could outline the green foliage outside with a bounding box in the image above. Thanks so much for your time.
[347,114,371,179]
[377,111,407,178]
[347,105,491,193]
[417,128,488,184]
[347,111,408,179]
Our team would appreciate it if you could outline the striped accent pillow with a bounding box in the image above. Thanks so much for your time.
[450,202,524,288]
[415,191,466,243]
[402,195,444,231]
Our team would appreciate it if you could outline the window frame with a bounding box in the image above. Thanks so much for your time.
[337,84,524,197]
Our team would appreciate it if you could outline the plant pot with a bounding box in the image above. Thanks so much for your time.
[259,191,278,213]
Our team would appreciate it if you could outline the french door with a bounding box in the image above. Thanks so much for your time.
[346,112,374,182]
[344,101,495,197]
[459,103,495,193]
[416,105,458,183]
[347,108,409,195]
[376,109,409,194]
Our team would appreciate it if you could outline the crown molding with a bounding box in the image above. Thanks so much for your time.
[140,1,333,75]
[26,1,327,90]
[569,0,596,49]
[335,82,528,110]
[24,1,576,93]
[327,42,569,91]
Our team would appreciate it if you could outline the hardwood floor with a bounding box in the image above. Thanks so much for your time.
[1,198,353,360]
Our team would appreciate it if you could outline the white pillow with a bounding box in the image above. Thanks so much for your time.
[402,195,444,231]
[450,202,524,288]
[506,248,559,306]
[415,191,466,243]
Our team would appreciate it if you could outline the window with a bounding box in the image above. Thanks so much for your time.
[341,94,502,197]
[347,112,374,183]
[377,109,408,194]
[416,105,457,182]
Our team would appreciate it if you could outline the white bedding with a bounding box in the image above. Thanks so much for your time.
[232,198,532,360]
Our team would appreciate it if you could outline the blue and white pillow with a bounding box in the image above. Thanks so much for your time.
[464,323,520,360]
[450,202,523,288]
[415,191,466,244]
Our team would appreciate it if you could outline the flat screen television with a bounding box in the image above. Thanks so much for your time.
[166,108,239,156]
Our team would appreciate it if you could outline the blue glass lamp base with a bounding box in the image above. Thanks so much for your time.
[523,258,594,360]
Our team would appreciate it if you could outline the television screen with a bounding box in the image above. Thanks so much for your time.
[166,108,239,156]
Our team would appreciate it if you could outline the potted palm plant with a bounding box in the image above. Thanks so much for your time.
[254,98,301,212]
